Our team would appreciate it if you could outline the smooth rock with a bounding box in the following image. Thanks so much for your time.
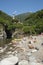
[28,44,34,49]
[19,60,29,65]
[31,49,37,53]
[0,55,18,65]
[30,62,43,65]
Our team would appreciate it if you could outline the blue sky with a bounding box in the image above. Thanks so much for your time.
[0,0,43,15]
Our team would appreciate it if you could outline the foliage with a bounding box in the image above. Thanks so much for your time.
[0,10,12,30]
[23,9,43,34]
[0,9,43,35]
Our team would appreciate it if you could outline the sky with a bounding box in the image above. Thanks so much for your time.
[0,0,43,16]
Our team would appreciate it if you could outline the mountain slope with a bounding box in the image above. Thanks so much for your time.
[0,9,43,34]
[0,10,12,25]
[16,12,32,22]
[16,9,43,34]
[24,9,43,25]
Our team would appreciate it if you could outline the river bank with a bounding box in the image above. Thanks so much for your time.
[0,35,43,65]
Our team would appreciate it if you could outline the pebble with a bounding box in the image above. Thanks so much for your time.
[31,49,37,53]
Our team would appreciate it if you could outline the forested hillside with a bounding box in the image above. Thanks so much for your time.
[23,9,43,34]
[0,10,12,30]
[0,9,43,35]
[16,12,32,22]
[16,9,43,34]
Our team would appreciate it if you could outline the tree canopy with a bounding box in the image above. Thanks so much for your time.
[0,9,43,35]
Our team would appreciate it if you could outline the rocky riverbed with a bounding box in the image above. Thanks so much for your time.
[0,35,43,65]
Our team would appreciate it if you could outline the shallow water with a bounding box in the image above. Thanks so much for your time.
[0,37,11,47]
[0,37,12,60]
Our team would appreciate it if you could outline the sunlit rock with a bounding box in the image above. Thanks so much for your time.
[28,44,34,49]
[31,49,37,53]
[29,62,43,65]
[0,55,18,65]
[0,47,7,53]
[19,60,29,65]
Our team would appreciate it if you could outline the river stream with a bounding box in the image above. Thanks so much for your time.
[0,36,43,65]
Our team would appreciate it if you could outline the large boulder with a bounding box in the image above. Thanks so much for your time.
[0,55,18,65]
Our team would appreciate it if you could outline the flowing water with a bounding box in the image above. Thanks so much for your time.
[0,37,11,47]
[0,37,11,60]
